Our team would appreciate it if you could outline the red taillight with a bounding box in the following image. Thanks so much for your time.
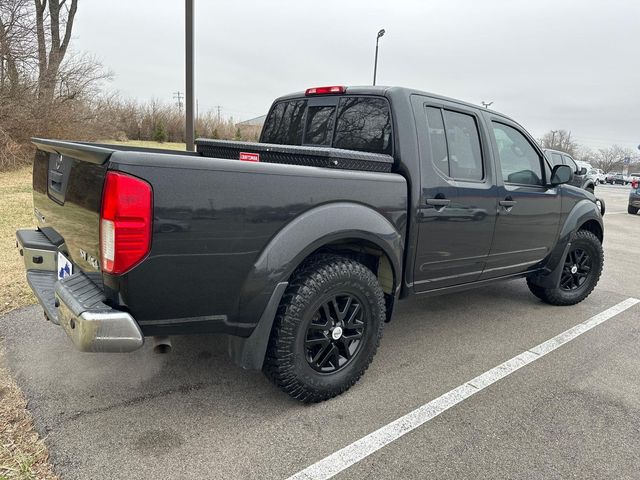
[305,85,345,96]
[633,179,638,189]
[100,171,153,275]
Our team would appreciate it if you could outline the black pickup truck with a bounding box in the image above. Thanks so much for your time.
[17,85,604,402]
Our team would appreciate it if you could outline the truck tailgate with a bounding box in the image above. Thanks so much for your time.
[31,139,113,273]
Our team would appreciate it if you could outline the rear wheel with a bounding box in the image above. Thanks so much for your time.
[263,255,385,403]
[629,205,639,215]
[527,230,603,306]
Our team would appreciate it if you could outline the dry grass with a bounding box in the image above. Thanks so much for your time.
[0,342,58,480]
[0,167,35,316]
[103,139,187,151]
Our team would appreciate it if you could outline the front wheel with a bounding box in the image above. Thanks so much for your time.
[527,230,603,306]
[263,255,385,403]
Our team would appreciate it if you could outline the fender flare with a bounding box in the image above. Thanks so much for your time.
[529,199,602,288]
[229,202,405,370]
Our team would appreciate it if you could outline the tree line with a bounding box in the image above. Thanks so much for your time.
[538,129,638,173]
[0,0,258,170]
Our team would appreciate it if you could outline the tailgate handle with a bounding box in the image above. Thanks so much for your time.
[49,170,63,190]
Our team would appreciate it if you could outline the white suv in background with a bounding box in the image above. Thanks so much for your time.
[588,168,606,184]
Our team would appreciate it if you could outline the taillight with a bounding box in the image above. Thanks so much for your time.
[632,179,638,189]
[305,85,345,96]
[100,171,153,275]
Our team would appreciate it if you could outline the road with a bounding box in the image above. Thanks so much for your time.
[1,184,639,479]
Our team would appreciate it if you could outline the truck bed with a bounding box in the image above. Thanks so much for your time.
[29,138,407,337]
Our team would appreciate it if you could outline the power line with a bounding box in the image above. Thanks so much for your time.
[173,91,184,114]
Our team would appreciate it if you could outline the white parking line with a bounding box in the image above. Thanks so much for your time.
[286,297,640,480]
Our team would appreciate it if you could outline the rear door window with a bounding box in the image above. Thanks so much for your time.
[424,106,483,181]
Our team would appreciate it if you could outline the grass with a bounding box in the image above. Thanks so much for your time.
[0,167,35,316]
[0,342,58,480]
[103,139,188,151]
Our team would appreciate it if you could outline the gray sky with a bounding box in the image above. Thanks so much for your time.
[73,0,640,152]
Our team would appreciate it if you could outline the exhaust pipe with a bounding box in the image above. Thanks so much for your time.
[152,336,172,354]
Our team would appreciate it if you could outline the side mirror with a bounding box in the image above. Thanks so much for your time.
[578,167,587,175]
[550,164,572,186]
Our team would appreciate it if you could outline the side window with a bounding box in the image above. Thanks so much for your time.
[549,152,564,167]
[492,123,543,186]
[443,110,483,181]
[425,107,449,176]
[424,106,483,181]
[563,155,577,173]
[304,105,336,146]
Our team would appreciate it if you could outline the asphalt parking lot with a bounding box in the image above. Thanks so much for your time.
[1,184,639,480]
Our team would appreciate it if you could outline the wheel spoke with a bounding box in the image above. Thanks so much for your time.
[339,296,353,322]
[312,342,333,366]
[345,303,361,329]
[305,336,330,347]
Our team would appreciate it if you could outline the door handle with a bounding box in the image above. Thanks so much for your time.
[499,197,517,208]
[426,198,451,207]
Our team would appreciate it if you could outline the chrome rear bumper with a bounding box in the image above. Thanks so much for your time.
[17,229,143,353]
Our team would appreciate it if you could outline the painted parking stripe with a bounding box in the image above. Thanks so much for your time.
[286,297,640,480]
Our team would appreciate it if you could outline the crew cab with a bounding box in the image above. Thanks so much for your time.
[17,86,604,402]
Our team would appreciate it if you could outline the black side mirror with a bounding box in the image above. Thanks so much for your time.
[578,167,587,175]
[551,164,572,185]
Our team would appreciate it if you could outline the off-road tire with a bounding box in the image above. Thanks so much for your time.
[263,255,385,403]
[629,205,639,215]
[527,230,603,306]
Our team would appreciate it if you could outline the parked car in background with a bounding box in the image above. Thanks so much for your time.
[628,172,640,184]
[543,149,595,193]
[629,177,640,214]
[609,173,628,185]
[605,172,617,183]
[587,167,606,184]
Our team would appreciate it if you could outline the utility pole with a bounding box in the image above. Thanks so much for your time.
[173,91,184,113]
[550,129,558,147]
[481,101,493,109]
[185,0,195,151]
[214,105,222,122]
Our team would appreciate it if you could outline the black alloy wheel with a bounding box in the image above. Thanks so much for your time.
[560,248,592,291]
[305,293,366,373]
[263,254,385,403]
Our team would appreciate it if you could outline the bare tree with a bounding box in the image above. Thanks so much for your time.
[593,145,634,173]
[539,129,579,157]
[34,0,78,102]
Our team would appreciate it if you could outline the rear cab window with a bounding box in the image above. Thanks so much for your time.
[261,96,393,155]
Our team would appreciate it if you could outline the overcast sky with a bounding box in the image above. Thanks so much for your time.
[73,0,639,152]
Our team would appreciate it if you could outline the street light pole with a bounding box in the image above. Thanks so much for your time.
[373,29,385,86]
[185,0,195,151]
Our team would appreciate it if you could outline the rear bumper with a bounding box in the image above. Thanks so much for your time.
[17,229,143,353]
